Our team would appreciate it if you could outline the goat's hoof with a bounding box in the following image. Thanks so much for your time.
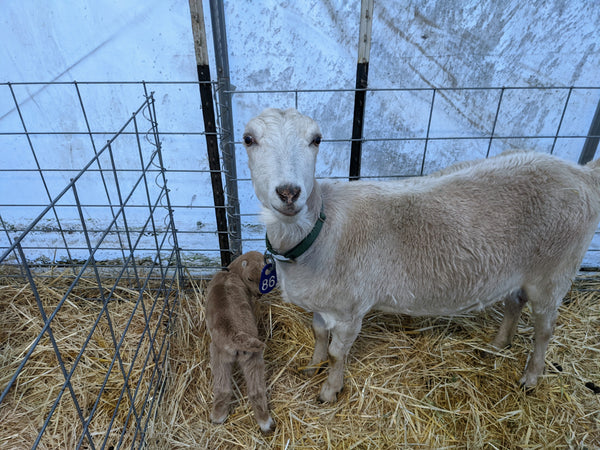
[490,339,512,351]
[519,369,542,392]
[259,416,276,434]
[519,382,536,395]
[518,376,538,394]
[210,411,228,425]
[301,367,317,377]
[317,393,335,403]
[317,385,343,403]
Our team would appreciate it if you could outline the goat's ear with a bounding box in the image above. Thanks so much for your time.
[241,260,248,268]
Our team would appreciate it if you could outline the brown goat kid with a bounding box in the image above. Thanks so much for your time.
[205,251,275,434]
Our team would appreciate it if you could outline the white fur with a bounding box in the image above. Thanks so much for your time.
[244,107,600,403]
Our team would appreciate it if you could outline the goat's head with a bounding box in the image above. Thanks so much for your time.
[243,108,321,221]
[228,250,264,296]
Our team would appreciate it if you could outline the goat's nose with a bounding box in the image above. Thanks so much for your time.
[275,184,301,204]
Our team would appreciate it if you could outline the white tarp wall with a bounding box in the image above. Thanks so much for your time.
[1,0,599,267]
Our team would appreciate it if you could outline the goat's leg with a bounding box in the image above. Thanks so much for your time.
[239,351,275,434]
[210,342,235,424]
[492,289,528,349]
[519,281,568,388]
[318,319,362,403]
[304,312,330,376]
[519,307,558,388]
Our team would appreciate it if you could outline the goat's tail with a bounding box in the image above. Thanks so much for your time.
[230,332,265,353]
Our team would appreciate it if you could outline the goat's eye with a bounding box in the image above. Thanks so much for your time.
[311,135,322,146]
[243,135,255,146]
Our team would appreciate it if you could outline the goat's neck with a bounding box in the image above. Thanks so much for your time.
[263,181,322,253]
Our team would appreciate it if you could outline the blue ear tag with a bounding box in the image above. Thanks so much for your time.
[259,256,277,294]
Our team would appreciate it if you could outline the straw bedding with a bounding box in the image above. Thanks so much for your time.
[150,276,600,449]
[1,271,599,448]
[0,271,170,449]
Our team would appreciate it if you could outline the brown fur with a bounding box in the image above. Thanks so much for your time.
[205,251,275,433]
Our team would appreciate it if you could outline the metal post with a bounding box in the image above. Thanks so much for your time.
[578,96,600,165]
[349,0,374,181]
[209,0,242,258]
[189,0,232,266]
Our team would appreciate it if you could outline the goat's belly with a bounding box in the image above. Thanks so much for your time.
[375,299,492,316]
[279,288,311,310]
[279,268,515,317]
[374,290,507,317]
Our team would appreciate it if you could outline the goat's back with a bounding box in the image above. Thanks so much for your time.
[206,271,264,353]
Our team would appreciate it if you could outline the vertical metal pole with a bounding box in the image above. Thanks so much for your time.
[189,0,232,266]
[209,0,242,258]
[578,96,600,165]
[349,0,374,181]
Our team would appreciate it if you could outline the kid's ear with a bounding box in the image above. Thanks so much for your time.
[241,260,248,268]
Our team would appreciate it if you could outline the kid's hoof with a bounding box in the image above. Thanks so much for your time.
[259,416,276,434]
[210,410,228,425]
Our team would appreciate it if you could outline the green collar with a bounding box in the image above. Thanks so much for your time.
[265,204,326,262]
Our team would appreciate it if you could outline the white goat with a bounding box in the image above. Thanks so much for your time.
[243,107,600,403]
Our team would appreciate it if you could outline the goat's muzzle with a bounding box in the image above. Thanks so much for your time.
[276,184,301,205]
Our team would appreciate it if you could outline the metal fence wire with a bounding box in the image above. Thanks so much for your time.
[2,82,600,274]
[227,85,600,266]
[0,87,182,448]
[1,81,600,448]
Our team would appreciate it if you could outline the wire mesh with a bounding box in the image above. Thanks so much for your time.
[3,82,600,270]
[0,81,226,275]
[228,85,600,265]
[0,90,182,448]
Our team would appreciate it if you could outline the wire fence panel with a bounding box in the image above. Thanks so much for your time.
[3,82,599,272]
[0,81,226,275]
[0,91,182,449]
[229,86,600,266]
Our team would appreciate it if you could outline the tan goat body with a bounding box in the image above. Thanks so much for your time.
[205,251,275,433]
[243,108,600,403]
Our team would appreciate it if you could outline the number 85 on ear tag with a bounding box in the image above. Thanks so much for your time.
[259,262,277,294]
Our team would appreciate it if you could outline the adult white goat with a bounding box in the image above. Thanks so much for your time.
[243,107,600,403]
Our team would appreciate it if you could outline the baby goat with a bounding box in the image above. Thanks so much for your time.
[206,251,275,433]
